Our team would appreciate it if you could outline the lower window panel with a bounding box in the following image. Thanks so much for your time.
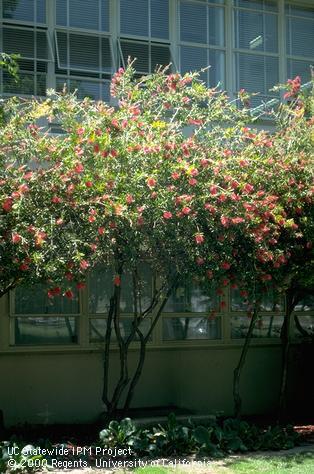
[231,315,284,339]
[294,314,314,338]
[13,317,78,345]
[163,317,221,341]
[89,318,152,343]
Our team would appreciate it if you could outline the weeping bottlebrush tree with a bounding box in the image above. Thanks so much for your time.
[1,65,313,420]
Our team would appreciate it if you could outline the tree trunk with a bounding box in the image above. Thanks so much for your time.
[233,303,260,419]
[102,295,117,416]
[278,290,302,422]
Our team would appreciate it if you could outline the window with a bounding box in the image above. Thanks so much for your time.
[286,3,314,83]
[1,0,50,97]
[233,0,279,106]
[11,284,79,346]
[2,0,46,24]
[88,263,153,344]
[56,0,109,32]
[179,0,225,87]
[230,285,284,339]
[162,279,221,341]
[119,0,172,74]
[54,30,113,101]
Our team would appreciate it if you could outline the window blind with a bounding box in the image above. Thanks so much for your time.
[2,26,48,60]
[2,0,46,23]
[56,0,109,31]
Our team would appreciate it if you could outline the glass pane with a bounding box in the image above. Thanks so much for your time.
[36,72,46,95]
[14,317,78,345]
[208,50,225,87]
[151,0,169,39]
[120,41,149,73]
[56,0,67,25]
[89,264,152,314]
[287,59,313,84]
[14,284,79,314]
[208,6,225,46]
[294,295,314,312]
[236,53,279,94]
[294,315,314,338]
[233,0,277,12]
[163,317,221,340]
[36,30,48,60]
[231,287,283,312]
[164,280,217,313]
[3,70,35,95]
[3,27,34,58]
[234,10,278,52]
[2,0,46,23]
[68,79,101,100]
[90,318,151,342]
[120,0,149,37]
[69,34,99,71]
[151,44,171,71]
[286,5,314,20]
[180,1,207,44]
[69,0,99,29]
[180,45,208,83]
[231,315,284,338]
[286,17,314,58]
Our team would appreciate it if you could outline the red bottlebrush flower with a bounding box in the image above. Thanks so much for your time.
[206,270,213,279]
[98,226,105,235]
[171,172,180,180]
[65,290,74,299]
[76,282,86,290]
[151,191,158,199]
[80,260,90,271]
[113,275,121,287]
[196,257,204,266]
[77,127,85,135]
[74,163,84,174]
[126,194,134,204]
[231,283,238,290]
[204,203,216,214]
[19,263,29,271]
[48,287,61,298]
[189,178,197,186]
[147,177,156,188]
[195,233,204,245]
[2,197,13,212]
[231,217,245,224]
[221,261,231,270]
[163,211,172,219]
[220,301,227,309]
[182,206,191,215]
[56,218,64,225]
[88,215,96,223]
[65,272,73,281]
[94,144,100,153]
[200,158,209,167]
[243,183,254,193]
[189,168,199,177]
[85,181,93,188]
[51,196,62,204]
[220,216,230,227]
[137,216,144,226]
[12,233,22,244]
[210,185,218,195]
[261,274,272,282]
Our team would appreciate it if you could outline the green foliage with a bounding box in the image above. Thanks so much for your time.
[99,414,300,459]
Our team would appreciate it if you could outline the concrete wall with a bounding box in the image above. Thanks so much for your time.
[0,345,283,427]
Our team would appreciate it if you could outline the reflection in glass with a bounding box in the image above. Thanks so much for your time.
[294,315,314,337]
[14,284,79,315]
[163,317,221,340]
[231,287,283,312]
[164,279,217,313]
[89,264,152,314]
[294,295,314,312]
[90,318,151,342]
[14,317,77,345]
[231,314,284,339]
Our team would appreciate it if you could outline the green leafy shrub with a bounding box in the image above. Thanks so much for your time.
[99,414,300,459]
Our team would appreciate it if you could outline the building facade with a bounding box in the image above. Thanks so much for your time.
[0,0,313,426]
